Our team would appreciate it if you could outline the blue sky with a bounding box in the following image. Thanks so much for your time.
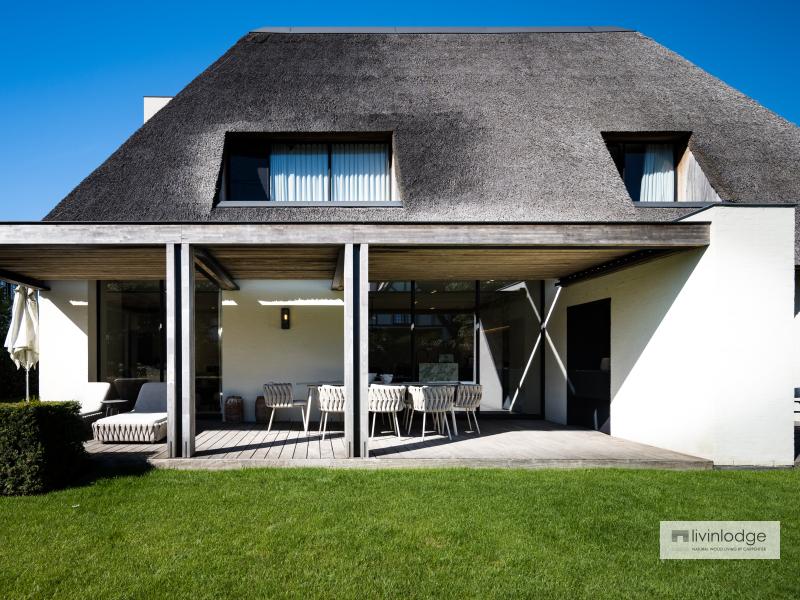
[1,0,797,220]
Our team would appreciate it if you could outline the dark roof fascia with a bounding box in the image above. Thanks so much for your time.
[250,26,634,34]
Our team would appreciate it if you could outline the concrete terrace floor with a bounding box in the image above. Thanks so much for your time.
[85,418,712,470]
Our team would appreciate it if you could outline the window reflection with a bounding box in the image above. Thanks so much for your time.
[479,281,542,414]
[368,280,475,384]
[414,281,475,382]
[98,280,221,415]
[195,279,221,415]
[99,281,165,384]
[368,279,543,414]
[368,281,412,382]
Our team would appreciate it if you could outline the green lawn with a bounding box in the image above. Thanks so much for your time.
[0,467,797,599]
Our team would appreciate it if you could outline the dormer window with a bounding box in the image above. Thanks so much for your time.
[615,143,676,202]
[219,134,395,205]
[605,138,682,202]
[604,133,721,204]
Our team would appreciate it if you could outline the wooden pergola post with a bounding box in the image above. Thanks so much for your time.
[180,244,196,457]
[165,243,196,458]
[165,244,181,458]
[344,243,369,458]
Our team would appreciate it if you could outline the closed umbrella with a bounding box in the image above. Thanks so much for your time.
[4,285,39,401]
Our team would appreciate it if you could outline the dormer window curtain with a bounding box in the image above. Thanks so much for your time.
[639,144,675,203]
[331,143,391,202]
[270,144,329,202]
[606,139,680,202]
[226,140,392,203]
[606,135,722,204]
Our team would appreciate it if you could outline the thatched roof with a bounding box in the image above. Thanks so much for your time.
[44,28,800,254]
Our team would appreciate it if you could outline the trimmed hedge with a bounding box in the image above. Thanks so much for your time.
[0,401,87,495]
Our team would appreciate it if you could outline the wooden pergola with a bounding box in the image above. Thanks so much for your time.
[0,221,710,458]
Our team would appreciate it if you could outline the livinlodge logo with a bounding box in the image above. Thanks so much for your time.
[660,521,780,559]
[671,529,689,543]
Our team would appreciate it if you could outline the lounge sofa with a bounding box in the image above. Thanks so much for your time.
[92,382,167,443]
[75,382,113,423]
[112,377,148,412]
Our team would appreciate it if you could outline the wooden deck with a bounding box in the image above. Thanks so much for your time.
[84,418,711,470]
[84,419,348,462]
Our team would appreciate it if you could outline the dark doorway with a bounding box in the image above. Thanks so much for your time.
[567,298,611,433]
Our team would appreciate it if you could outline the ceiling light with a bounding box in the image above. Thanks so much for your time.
[258,299,344,306]
[69,300,88,306]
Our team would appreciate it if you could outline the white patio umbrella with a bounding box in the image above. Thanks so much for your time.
[4,285,39,401]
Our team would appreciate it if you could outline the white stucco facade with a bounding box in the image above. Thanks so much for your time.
[28,207,796,465]
[545,206,796,466]
[220,280,344,422]
[38,280,93,401]
[143,96,172,123]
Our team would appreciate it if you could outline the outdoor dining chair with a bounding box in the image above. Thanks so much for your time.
[368,384,406,437]
[407,385,456,441]
[453,383,483,435]
[263,383,308,433]
[318,385,346,441]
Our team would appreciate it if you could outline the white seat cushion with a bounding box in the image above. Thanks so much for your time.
[95,412,167,426]
[92,412,167,443]
[75,382,111,416]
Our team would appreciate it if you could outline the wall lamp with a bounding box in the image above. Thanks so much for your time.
[281,307,291,330]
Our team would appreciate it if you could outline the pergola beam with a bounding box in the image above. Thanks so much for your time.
[0,222,711,247]
[0,269,49,291]
[331,247,345,290]
[193,247,238,291]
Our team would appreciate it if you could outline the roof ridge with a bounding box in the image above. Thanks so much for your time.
[250,26,634,34]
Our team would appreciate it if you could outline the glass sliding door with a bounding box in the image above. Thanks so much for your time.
[368,280,475,383]
[195,279,221,416]
[99,279,221,415]
[368,281,413,383]
[414,281,475,382]
[367,278,543,416]
[478,281,542,414]
[99,281,165,384]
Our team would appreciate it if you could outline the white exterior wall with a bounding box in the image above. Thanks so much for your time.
[795,311,800,388]
[794,268,800,383]
[221,280,344,422]
[38,280,93,401]
[545,206,795,466]
[143,96,172,123]
[794,272,800,424]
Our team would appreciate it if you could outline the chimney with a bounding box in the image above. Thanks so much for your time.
[143,96,173,124]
